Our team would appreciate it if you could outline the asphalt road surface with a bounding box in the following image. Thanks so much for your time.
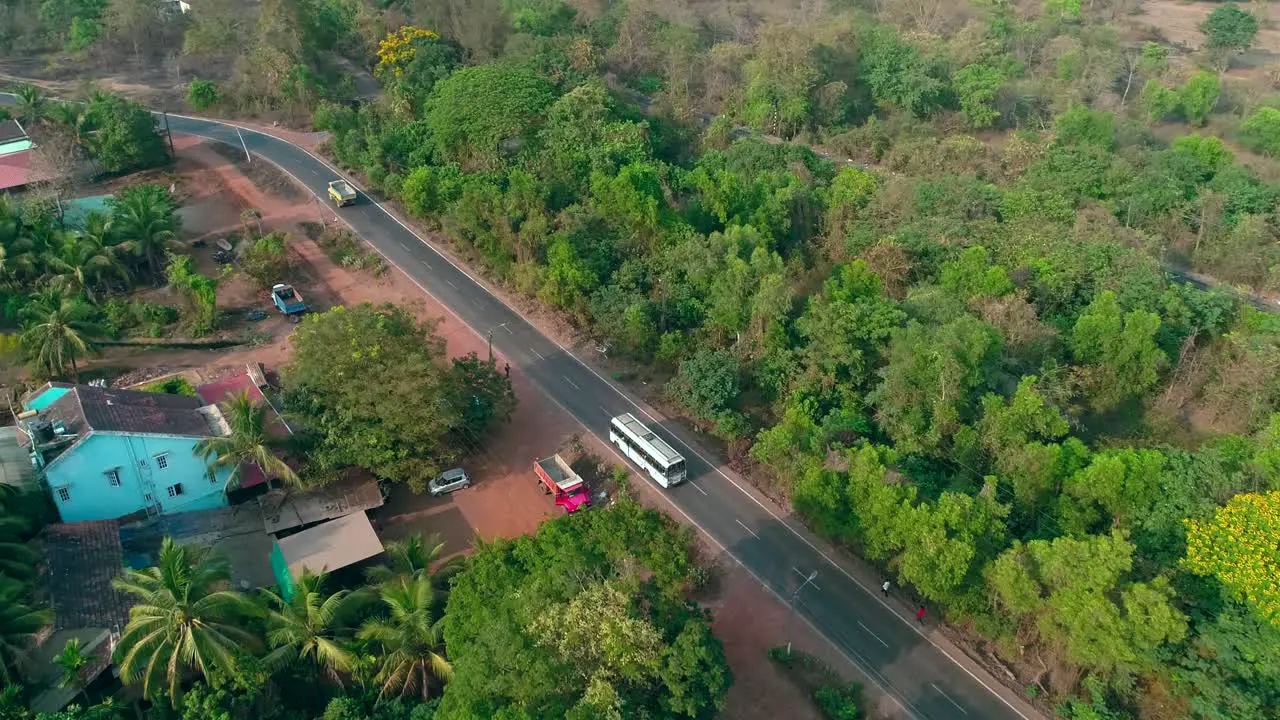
[3,95,1039,720]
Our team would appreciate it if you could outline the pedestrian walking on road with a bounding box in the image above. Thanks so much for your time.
[504,362,510,378]
[917,606,926,624]
[882,580,890,596]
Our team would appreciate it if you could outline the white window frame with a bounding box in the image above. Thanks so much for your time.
[167,483,184,498]
[154,453,170,470]
[56,486,71,502]
[105,468,121,487]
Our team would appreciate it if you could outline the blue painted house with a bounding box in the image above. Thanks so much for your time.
[20,384,235,523]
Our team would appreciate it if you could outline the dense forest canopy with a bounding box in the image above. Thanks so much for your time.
[5,0,1280,719]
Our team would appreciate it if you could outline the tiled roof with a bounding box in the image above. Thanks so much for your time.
[46,385,221,438]
[0,119,26,145]
[39,521,133,632]
[0,149,32,192]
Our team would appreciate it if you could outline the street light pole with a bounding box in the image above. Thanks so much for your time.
[486,323,508,363]
[787,570,818,657]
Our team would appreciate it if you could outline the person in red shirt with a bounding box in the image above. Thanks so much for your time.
[917,606,926,624]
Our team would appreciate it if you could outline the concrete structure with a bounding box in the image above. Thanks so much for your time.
[20,384,234,523]
[119,505,276,589]
[0,426,36,489]
[271,511,384,599]
[259,471,383,535]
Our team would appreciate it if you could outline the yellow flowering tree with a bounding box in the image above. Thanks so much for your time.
[1184,491,1280,625]
[375,26,440,79]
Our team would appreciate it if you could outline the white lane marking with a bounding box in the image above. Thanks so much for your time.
[688,480,708,496]
[398,242,410,251]
[735,518,759,539]
[502,324,514,334]
[445,279,457,289]
[563,376,580,391]
[530,348,544,361]
[857,621,889,648]
[600,405,611,417]
[932,684,968,715]
[143,111,1004,720]
[792,567,821,591]
[421,259,432,269]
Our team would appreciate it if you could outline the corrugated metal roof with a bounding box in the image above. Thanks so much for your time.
[0,426,35,488]
[276,511,384,577]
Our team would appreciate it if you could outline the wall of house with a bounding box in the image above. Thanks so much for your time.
[46,433,230,523]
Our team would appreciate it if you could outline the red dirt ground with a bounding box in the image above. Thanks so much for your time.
[100,137,875,720]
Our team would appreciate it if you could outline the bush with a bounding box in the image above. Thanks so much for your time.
[142,377,197,396]
[65,17,100,53]
[1201,5,1258,51]
[188,79,220,111]
[102,299,179,337]
[239,231,292,288]
[768,647,864,720]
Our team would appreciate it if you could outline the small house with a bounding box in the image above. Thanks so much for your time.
[19,384,236,523]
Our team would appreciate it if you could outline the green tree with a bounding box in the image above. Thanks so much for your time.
[358,572,453,702]
[110,183,177,278]
[187,79,220,111]
[112,538,260,703]
[193,390,297,488]
[988,532,1187,678]
[84,94,167,173]
[54,638,96,704]
[165,254,219,336]
[261,570,361,684]
[284,304,513,490]
[1178,71,1221,126]
[424,63,556,170]
[667,348,741,432]
[1069,291,1165,411]
[952,64,1004,129]
[1140,80,1180,123]
[0,576,52,686]
[1241,106,1280,156]
[44,224,129,304]
[1201,5,1258,51]
[366,533,464,588]
[65,16,101,52]
[19,291,103,381]
[868,316,1002,456]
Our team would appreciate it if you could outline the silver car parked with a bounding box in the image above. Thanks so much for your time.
[428,468,471,496]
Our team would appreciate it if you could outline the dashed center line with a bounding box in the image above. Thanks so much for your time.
[687,480,708,496]
[421,259,432,269]
[530,348,545,361]
[792,567,821,591]
[857,621,889,648]
[502,324,514,334]
[563,376,581,391]
[398,242,410,252]
[445,279,457,289]
[931,684,968,715]
[735,519,759,539]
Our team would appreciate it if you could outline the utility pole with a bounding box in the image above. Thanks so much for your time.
[786,571,818,657]
[162,112,176,159]
[487,329,494,362]
[236,127,251,164]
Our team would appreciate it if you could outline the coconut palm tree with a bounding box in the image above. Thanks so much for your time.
[365,533,463,590]
[260,570,363,685]
[356,572,453,702]
[0,575,52,686]
[194,390,298,489]
[45,223,130,303]
[19,290,104,381]
[111,185,177,278]
[14,84,47,127]
[112,538,260,704]
[54,637,97,704]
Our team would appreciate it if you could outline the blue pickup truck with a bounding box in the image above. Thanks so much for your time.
[271,283,306,321]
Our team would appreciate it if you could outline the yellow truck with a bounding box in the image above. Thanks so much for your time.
[327,179,357,207]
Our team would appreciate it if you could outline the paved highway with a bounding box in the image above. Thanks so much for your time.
[2,94,1039,719]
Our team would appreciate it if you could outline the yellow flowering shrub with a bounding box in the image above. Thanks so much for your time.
[375,26,440,79]
[1184,491,1280,625]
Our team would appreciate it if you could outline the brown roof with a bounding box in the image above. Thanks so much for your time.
[45,385,220,438]
[0,119,26,145]
[39,521,133,632]
[259,471,384,534]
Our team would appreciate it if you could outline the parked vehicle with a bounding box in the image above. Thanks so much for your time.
[271,283,306,322]
[533,454,591,513]
[327,180,357,207]
[428,468,470,496]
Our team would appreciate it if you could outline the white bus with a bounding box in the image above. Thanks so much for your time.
[610,413,687,488]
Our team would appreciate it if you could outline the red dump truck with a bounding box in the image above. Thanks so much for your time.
[534,454,591,513]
